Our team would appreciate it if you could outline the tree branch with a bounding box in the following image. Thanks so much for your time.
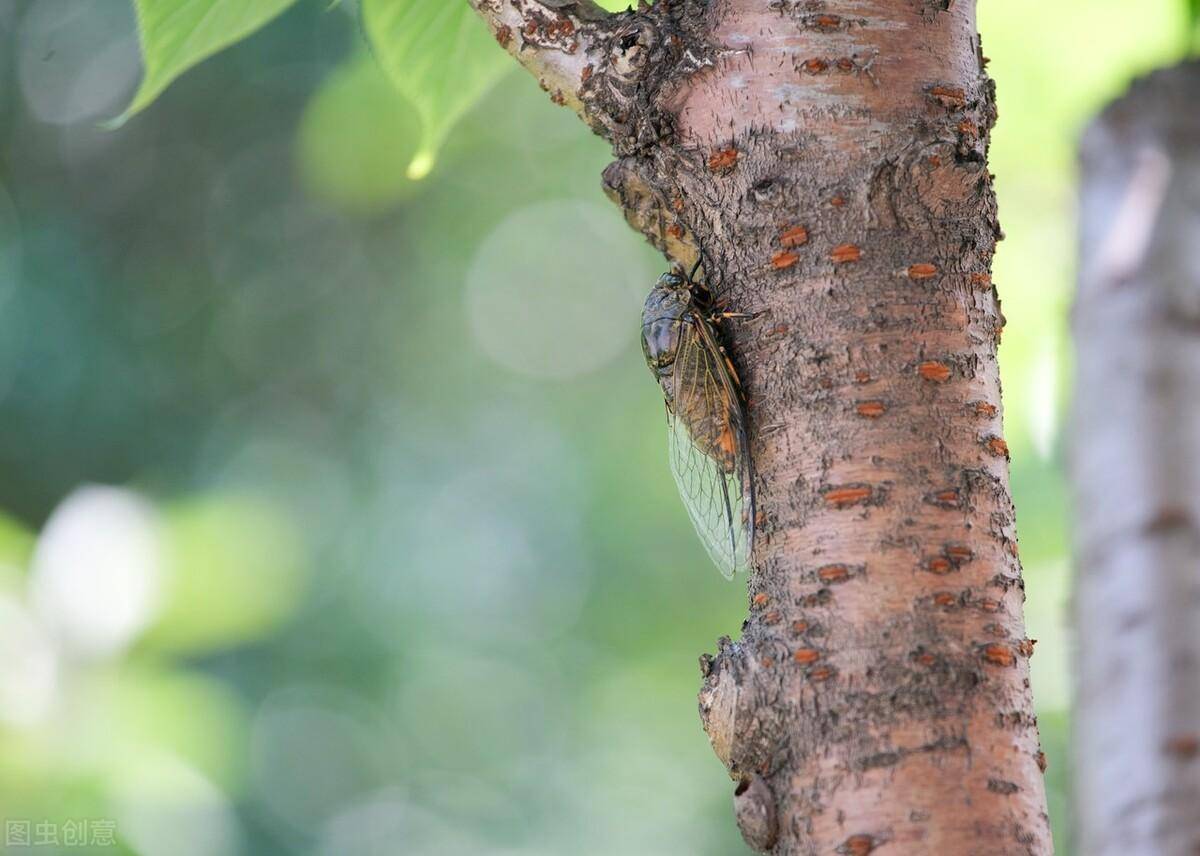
[469,0,712,156]
[473,0,1053,851]
[468,0,615,123]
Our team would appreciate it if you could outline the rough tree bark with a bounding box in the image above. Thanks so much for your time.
[1072,61,1200,856]
[470,1,1052,852]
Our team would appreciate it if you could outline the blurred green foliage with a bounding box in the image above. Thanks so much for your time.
[0,489,295,856]
[0,0,1190,854]
[297,54,423,214]
[139,496,308,656]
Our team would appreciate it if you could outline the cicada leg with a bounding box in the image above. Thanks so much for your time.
[709,308,766,323]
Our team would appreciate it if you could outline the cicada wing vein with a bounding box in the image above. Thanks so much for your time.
[666,412,750,579]
[664,316,753,579]
[691,310,756,545]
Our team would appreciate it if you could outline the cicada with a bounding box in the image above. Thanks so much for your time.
[641,262,755,578]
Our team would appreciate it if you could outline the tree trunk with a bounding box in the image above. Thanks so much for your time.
[1071,60,1200,856]
[471,1,1051,852]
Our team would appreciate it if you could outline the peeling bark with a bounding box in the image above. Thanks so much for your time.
[1072,60,1200,856]
[472,1,1051,852]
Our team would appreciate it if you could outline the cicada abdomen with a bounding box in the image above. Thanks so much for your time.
[642,268,755,579]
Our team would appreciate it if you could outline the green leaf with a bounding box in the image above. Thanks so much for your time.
[117,0,302,123]
[362,0,511,179]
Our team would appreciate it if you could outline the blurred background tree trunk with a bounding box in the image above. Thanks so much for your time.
[471,1,1051,852]
[1072,60,1200,856]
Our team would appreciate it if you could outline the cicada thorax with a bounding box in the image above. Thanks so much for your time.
[641,277,691,370]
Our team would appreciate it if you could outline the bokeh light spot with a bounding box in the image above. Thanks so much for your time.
[0,594,58,728]
[297,56,423,215]
[29,486,163,659]
[17,0,138,126]
[466,200,650,380]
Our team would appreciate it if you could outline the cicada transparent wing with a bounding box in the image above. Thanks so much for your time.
[664,313,754,579]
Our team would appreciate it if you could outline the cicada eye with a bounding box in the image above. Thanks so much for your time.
[641,319,680,369]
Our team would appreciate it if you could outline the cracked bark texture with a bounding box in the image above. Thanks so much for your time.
[1072,61,1200,856]
[470,1,1051,852]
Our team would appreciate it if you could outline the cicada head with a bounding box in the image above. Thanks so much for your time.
[656,270,689,291]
